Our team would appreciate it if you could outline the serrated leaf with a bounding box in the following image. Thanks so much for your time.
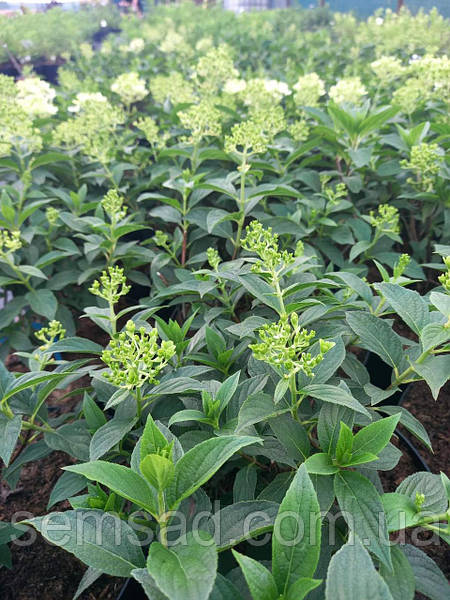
[0,414,21,466]
[402,544,450,600]
[272,464,321,593]
[334,470,392,569]
[325,536,393,600]
[346,311,404,370]
[166,435,259,508]
[374,283,430,335]
[232,550,278,600]
[147,531,217,600]
[303,384,370,416]
[64,461,158,515]
[25,510,145,577]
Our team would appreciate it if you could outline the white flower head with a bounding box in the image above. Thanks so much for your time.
[224,78,247,94]
[264,79,291,99]
[16,77,57,117]
[111,72,148,105]
[68,92,108,113]
[329,77,367,105]
[128,38,145,53]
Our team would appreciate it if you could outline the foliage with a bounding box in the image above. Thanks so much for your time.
[0,3,449,599]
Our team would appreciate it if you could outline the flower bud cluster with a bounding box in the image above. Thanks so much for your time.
[102,320,176,389]
[35,320,65,351]
[0,230,22,255]
[177,100,223,145]
[101,190,127,222]
[195,45,238,94]
[89,266,131,305]
[111,72,148,105]
[250,313,335,378]
[46,206,59,226]
[150,72,196,105]
[225,106,285,156]
[329,77,367,105]
[393,253,410,279]
[369,204,400,234]
[438,256,450,293]
[401,143,441,192]
[370,56,405,82]
[241,220,295,274]
[293,72,325,107]
[206,247,221,270]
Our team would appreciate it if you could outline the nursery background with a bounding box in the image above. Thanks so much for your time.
[0,1,449,600]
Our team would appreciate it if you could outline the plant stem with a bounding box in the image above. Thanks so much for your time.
[232,149,248,259]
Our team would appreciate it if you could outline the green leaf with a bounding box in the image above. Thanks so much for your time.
[3,371,67,403]
[402,544,450,600]
[209,573,242,600]
[239,274,283,314]
[305,453,340,475]
[25,510,145,577]
[325,536,394,600]
[346,311,404,370]
[396,472,448,514]
[303,384,370,416]
[374,283,430,335]
[380,545,415,600]
[140,414,170,461]
[232,550,279,600]
[429,291,450,319]
[140,454,174,490]
[381,493,419,532]
[83,393,107,432]
[64,461,158,515]
[378,406,432,452]
[335,422,353,465]
[166,435,259,508]
[47,471,87,509]
[0,414,21,466]
[233,465,257,502]
[210,500,279,550]
[48,337,103,355]
[272,464,321,594]
[334,470,392,569]
[30,152,71,169]
[89,416,137,461]
[413,355,450,400]
[285,578,322,600]
[352,414,400,458]
[420,323,450,353]
[317,403,355,455]
[25,289,57,320]
[269,413,310,462]
[44,422,91,461]
[237,393,290,432]
[131,569,169,600]
[216,371,240,412]
[147,531,217,600]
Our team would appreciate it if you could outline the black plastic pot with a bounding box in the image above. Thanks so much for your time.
[117,576,147,600]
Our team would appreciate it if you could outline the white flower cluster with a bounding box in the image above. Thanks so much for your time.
[223,78,247,94]
[129,38,145,53]
[68,92,108,113]
[329,77,367,105]
[111,72,148,105]
[370,56,405,82]
[293,72,325,106]
[16,77,57,118]
[263,79,291,100]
